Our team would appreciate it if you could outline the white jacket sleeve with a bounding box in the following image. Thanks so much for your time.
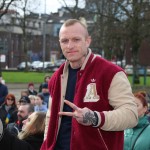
[101,71,138,131]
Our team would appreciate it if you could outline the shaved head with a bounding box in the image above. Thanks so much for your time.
[59,19,89,38]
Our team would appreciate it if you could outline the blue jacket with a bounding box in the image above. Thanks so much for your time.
[0,83,8,105]
[34,104,47,112]
[39,92,50,108]
[124,115,150,150]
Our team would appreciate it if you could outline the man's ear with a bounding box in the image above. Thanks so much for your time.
[0,119,3,141]
[86,36,92,48]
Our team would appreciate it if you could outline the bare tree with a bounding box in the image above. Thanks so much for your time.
[0,0,16,18]
[85,0,150,83]
[85,0,126,59]
[0,0,17,76]
[112,0,150,83]
[12,0,41,71]
[58,0,85,18]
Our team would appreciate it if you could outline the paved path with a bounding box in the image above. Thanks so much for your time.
[7,83,40,100]
[9,88,26,101]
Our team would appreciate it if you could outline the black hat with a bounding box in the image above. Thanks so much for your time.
[19,96,30,103]
[42,83,48,89]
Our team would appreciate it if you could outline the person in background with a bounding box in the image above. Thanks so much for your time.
[34,94,47,112]
[18,112,46,150]
[7,103,34,136]
[39,75,50,93]
[40,83,50,107]
[143,92,150,122]
[0,112,46,150]
[11,96,31,125]
[124,91,150,150]
[15,95,31,119]
[21,91,29,97]
[19,96,31,105]
[0,124,33,150]
[0,77,8,105]
[0,93,17,128]
[41,19,138,150]
[28,95,36,106]
[28,83,37,96]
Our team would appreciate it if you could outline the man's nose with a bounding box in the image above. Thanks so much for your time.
[67,40,74,49]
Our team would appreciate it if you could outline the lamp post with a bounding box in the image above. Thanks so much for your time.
[42,0,46,71]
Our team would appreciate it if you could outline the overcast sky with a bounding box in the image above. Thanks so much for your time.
[11,0,84,15]
[43,1,62,13]
[39,0,83,14]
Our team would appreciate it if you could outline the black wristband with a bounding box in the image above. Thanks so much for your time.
[92,111,98,127]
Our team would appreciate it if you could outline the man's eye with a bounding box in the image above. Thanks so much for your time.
[60,39,68,44]
[73,38,80,42]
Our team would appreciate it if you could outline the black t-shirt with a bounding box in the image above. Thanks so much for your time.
[54,65,80,150]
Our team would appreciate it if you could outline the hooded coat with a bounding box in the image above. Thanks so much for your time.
[124,115,150,150]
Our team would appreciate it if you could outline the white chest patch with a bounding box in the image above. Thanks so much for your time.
[84,83,100,102]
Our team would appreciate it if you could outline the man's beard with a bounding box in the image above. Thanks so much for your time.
[18,116,28,122]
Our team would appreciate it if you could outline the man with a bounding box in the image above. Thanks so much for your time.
[41,19,138,150]
[40,83,50,108]
[7,103,34,136]
[0,77,8,105]
[39,75,50,93]
[27,82,37,96]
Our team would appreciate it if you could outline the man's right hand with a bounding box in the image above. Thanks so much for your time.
[58,100,99,126]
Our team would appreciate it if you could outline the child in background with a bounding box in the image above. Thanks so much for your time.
[28,95,36,106]
[34,94,47,112]
[21,91,29,97]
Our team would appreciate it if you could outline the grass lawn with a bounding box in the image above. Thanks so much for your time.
[128,75,150,86]
[127,75,150,92]
[2,71,150,87]
[2,71,53,83]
